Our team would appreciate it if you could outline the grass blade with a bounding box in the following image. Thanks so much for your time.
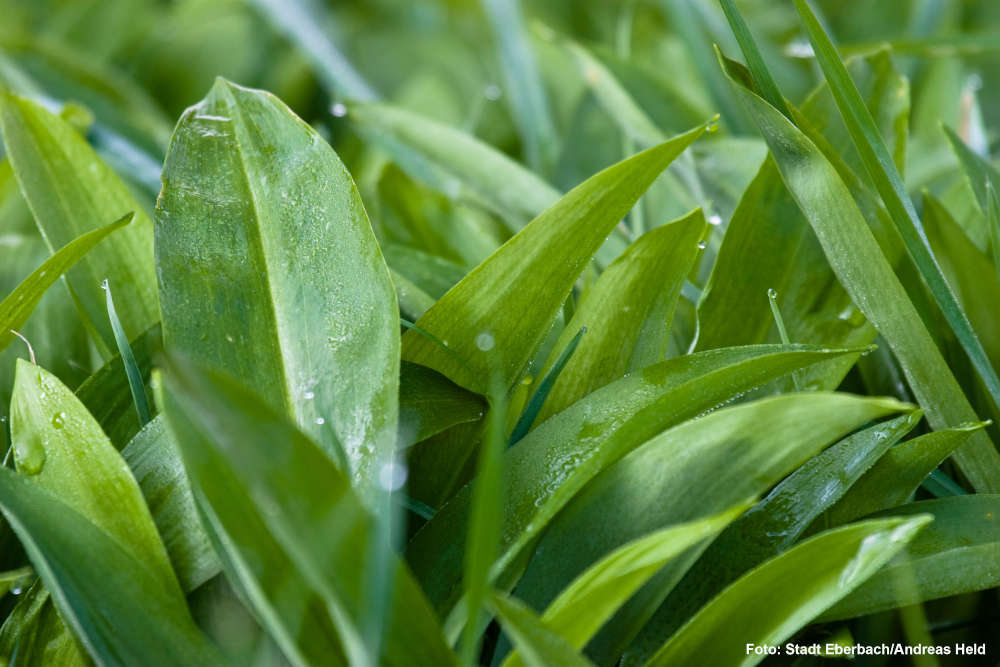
[487,591,594,667]
[102,279,151,426]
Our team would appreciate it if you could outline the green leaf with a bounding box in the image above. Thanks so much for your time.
[0,213,131,354]
[121,416,219,593]
[718,0,791,119]
[0,93,159,349]
[824,424,987,527]
[942,123,1000,218]
[792,0,1000,426]
[10,360,178,588]
[102,278,151,426]
[821,496,1000,621]
[647,516,931,667]
[401,122,710,395]
[0,468,222,666]
[636,411,922,651]
[349,102,561,230]
[407,344,874,617]
[398,362,485,450]
[488,591,595,667]
[533,209,706,424]
[719,50,1000,493]
[502,502,752,667]
[513,393,913,664]
[159,354,457,667]
[155,78,399,488]
[0,582,84,666]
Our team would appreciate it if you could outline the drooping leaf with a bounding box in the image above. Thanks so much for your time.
[407,344,874,617]
[821,496,1000,621]
[0,213,131,354]
[0,93,159,349]
[647,516,931,667]
[824,424,987,527]
[502,502,753,667]
[719,50,1000,493]
[533,209,706,424]
[513,393,913,664]
[155,78,398,488]
[401,122,710,394]
[638,411,922,650]
[159,354,457,667]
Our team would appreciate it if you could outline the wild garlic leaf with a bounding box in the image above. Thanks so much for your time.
[155,78,399,489]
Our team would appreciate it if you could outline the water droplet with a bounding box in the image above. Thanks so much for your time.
[330,103,347,117]
[379,460,408,492]
[225,334,235,343]
[51,412,66,429]
[315,417,325,425]
[303,391,315,400]
[100,278,109,291]
[767,288,778,300]
[475,332,495,351]
[13,438,45,475]
[484,84,502,101]
[697,240,707,250]
[708,214,723,226]
[707,117,720,133]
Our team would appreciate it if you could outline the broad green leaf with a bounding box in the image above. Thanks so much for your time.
[155,78,399,487]
[0,468,221,666]
[349,102,560,229]
[720,51,1000,493]
[75,324,161,449]
[793,0,1000,426]
[503,503,752,667]
[821,496,1000,621]
[0,93,159,348]
[159,354,457,667]
[398,362,485,449]
[10,360,177,588]
[247,0,378,101]
[481,0,557,173]
[647,516,931,667]
[0,582,83,666]
[824,424,986,526]
[638,412,921,651]
[121,416,219,593]
[488,591,595,667]
[0,213,131,354]
[513,393,912,664]
[401,123,709,394]
[533,209,706,424]
[407,344,873,617]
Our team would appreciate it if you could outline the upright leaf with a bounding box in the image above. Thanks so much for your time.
[647,517,931,667]
[720,51,1000,493]
[155,78,399,486]
[533,209,706,424]
[401,122,710,394]
[159,355,457,667]
[0,94,158,347]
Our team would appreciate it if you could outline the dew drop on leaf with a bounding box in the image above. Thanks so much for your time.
[51,412,66,429]
[475,332,495,351]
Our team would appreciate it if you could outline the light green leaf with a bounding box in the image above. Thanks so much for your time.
[503,502,752,667]
[155,78,399,488]
[407,344,874,617]
[647,516,931,667]
[514,393,913,664]
[825,424,987,526]
[0,468,222,666]
[159,354,457,667]
[638,412,922,651]
[0,213,131,354]
[720,50,1000,493]
[350,102,560,230]
[401,123,709,395]
[0,93,159,348]
[488,591,595,667]
[532,209,705,424]
[793,0,1000,429]
[121,416,219,593]
[821,496,1000,621]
